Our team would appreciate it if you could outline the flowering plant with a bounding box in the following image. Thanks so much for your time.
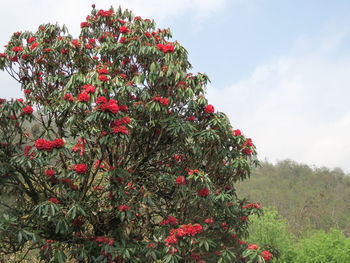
[0,5,270,263]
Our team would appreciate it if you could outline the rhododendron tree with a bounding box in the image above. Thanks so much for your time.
[0,5,271,263]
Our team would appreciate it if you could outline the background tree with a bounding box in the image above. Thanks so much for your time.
[0,5,268,263]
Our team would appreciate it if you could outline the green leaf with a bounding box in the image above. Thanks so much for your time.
[18,232,22,243]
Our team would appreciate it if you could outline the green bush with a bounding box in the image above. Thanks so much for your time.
[247,207,296,262]
[295,228,350,263]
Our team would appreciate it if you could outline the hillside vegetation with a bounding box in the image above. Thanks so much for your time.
[237,160,350,236]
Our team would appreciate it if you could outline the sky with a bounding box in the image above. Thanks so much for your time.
[1,0,350,172]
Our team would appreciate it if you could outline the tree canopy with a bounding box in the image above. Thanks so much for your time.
[0,5,268,263]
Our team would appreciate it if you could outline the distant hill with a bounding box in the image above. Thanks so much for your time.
[237,160,350,236]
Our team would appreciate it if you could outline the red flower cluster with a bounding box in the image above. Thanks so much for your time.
[42,239,54,252]
[157,43,174,53]
[204,218,214,224]
[119,205,130,212]
[96,97,120,114]
[242,138,253,155]
[96,9,114,17]
[30,42,39,51]
[160,216,178,226]
[152,95,169,106]
[119,26,129,33]
[165,223,203,246]
[23,105,33,114]
[110,117,129,136]
[262,250,271,261]
[24,146,35,158]
[35,138,64,151]
[175,176,185,185]
[78,92,89,102]
[187,168,199,175]
[113,125,128,135]
[12,46,22,52]
[45,169,55,178]
[198,187,209,197]
[28,37,35,44]
[72,138,86,156]
[47,197,59,204]
[204,104,214,114]
[81,22,90,28]
[233,129,241,136]
[247,244,259,250]
[71,39,80,48]
[90,236,114,245]
[98,67,109,82]
[83,84,96,94]
[63,93,74,101]
[243,203,261,209]
[187,115,195,121]
[74,163,87,174]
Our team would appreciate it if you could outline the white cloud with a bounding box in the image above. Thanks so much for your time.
[207,32,350,172]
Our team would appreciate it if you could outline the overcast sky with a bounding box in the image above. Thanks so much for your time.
[1,0,350,172]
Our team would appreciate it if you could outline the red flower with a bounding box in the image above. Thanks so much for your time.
[23,106,33,114]
[175,176,185,185]
[157,43,165,51]
[30,42,39,50]
[243,138,253,147]
[47,197,59,204]
[98,68,109,75]
[204,104,214,114]
[74,163,87,174]
[35,139,54,151]
[12,46,22,52]
[164,44,174,53]
[153,95,169,106]
[80,22,90,28]
[160,216,178,225]
[83,84,96,94]
[248,244,259,250]
[28,37,35,44]
[63,93,73,101]
[113,126,128,135]
[78,92,89,102]
[119,205,130,212]
[157,43,174,53]
[262,251,271,262]
[120,26,128,33]
[187,116,195,121]
[238,240,246,245]
[71,39,80,48]
[24,146,33,157]
[233,129,241,136]
[98,75,108,82]
[119,105,128,112]
[198,187,209,197]
[52,138,64,148]
[119,37,127,43]
[204,218,214,224]
[45,169,55,178]
[107,99,119,114]
[121,116,130,125]
[242,148,252,155]
[96,96,107,105]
